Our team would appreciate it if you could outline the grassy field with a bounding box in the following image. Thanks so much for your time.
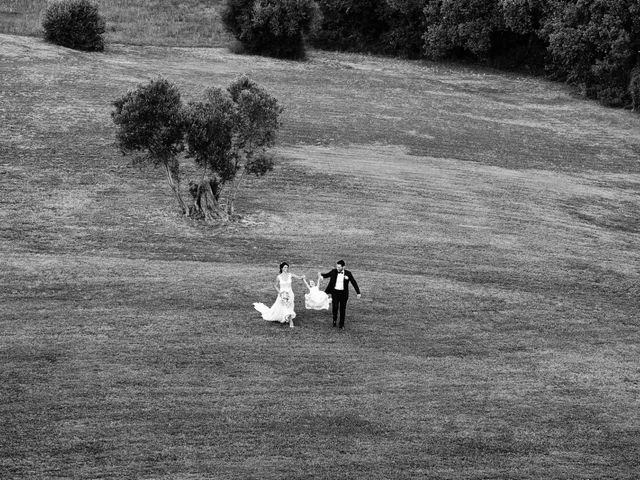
[1,31,640,479]
[0,0,230,46]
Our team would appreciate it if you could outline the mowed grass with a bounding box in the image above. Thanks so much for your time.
[1,33,640,479]
[0,0,231,46]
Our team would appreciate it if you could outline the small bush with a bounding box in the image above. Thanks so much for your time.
[221,0,319,59]
[42,0,106,52]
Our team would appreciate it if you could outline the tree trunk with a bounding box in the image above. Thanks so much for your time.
[227,168,246,218]
[191,177,228,222]
[164,161,187,214]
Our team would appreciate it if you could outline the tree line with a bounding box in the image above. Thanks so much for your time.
[222,0,640,109]
[41,0,640,108]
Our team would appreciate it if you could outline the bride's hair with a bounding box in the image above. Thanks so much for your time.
[279,262,289,273]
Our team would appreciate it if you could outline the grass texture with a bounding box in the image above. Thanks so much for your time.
[0,33,639,479]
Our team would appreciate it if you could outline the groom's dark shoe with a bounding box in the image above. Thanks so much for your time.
[332,321,336,327]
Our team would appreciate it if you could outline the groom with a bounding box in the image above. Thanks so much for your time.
[320,260,361,329]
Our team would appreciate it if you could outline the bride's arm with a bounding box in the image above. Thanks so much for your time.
[274,275,281,293]
[290,272,305,280]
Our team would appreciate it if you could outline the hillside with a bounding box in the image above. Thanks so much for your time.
[1,33,639,479]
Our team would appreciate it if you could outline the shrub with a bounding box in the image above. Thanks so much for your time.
[221,0,319,59]
[42,0,106,51]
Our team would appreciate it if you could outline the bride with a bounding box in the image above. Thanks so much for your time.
[253,262,305,328]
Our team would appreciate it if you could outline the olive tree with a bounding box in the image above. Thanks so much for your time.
[111,78,187,213]
[226,76,282,217]
[184,88,237,221]
[184,76,283,220]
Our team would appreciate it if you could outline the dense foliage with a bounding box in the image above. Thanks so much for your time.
[541,0,640,106]
[184,76,282,219]
[310,0,640,108]
[42,0,106,51]
[112,79,185,162]
[112,78,188,213]
[184,88,238,185]
[221,0,319,59]
[310,0,389,53]
[311,0,425,57]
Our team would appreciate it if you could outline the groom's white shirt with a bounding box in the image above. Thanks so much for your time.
[335,271,345,290]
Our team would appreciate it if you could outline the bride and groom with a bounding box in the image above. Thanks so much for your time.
[253,260,361,329]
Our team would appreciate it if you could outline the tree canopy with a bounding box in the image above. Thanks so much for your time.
[309,0,640,108]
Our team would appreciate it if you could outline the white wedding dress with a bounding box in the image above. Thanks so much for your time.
[305,285,331,310]
[254,273,296,325]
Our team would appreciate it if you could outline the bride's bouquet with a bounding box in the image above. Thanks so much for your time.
[279,291,293,308]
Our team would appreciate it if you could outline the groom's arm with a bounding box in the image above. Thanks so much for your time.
[320,270,332,279]
[349,271,361,295]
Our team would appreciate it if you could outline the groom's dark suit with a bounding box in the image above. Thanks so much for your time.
[321,268,360,328]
